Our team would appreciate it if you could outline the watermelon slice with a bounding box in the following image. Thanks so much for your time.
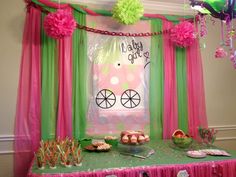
[172,129,185,137]
[172,129,193,148]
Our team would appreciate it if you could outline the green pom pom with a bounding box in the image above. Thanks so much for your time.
[112,0,144,25]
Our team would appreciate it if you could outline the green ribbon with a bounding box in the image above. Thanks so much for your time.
[176,47,188,133]
[72,11,88,139]
[150,19,164,139]
[41,13,58,140]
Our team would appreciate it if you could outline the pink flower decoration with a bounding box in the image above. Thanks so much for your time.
[199,15,207,37]
[215,47,227,58]
[170,21,196,48]
[230,51,236,69]
[44,9,76,39]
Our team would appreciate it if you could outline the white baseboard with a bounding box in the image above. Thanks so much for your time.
[0,135,14,155]
[0,135,15,142]
[216,137,236,141]
[0,150,15,155]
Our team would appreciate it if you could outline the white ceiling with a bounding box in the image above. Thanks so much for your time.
[60,0,196,15]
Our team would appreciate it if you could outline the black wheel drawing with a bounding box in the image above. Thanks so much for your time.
[96,89,116,109]
[120,89,141,108]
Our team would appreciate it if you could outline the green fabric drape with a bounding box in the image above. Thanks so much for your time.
[72,11,88,139]
[176,47,188,133]
[31,0,194,22]
[150,19,164,139]
[41,13,58,140]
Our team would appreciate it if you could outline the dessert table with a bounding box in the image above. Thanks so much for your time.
[28,141,236,177]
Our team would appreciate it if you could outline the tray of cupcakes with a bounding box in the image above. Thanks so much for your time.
[120,130,150,145]
[118,130,150,153]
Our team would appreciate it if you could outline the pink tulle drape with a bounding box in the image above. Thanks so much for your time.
[163,21,178,139]
[38,0,69,9]
[14,6,41,177]
[28,160,236,177]
[56,36,73,138]
[187,39,208,138]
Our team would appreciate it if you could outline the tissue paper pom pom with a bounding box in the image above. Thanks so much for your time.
[112,0,144,25]
[170,21,196,48]
[230,51,236,69]
[215,47,227,58]
[44,9,76,39]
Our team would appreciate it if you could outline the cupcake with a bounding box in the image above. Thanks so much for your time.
[144,135,150,142]
[138,135,145,143]
[122,135,129,144]
[130,135,137,144]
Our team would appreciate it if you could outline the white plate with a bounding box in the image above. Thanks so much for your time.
[199,149,231,156]
[186,150,207,158]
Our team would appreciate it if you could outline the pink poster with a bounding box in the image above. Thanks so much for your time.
[86,16,151,136]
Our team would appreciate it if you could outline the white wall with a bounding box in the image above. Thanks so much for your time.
[201,19,236,150]
[0,0,24,177]
[0,1,236,177]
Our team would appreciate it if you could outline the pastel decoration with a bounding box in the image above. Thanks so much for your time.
[44,9,76,39]
[230,51,236,69]
[170,21,196,48]
[215,47,227,58]
[112,0,144,25]
[38,0,69,9]
[14,6,41,177]
[199,14,207,37]
[110,76,119,85]
[93,64,143,95]
[163,20,178,139]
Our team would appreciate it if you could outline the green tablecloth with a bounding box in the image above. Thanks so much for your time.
[31,140,236,174]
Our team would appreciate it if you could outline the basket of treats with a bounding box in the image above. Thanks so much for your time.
[84,141,112,152]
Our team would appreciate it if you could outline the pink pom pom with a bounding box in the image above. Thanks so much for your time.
[230,51,236,69]
[199,15,207,37]
[215,47,227,58]
[43,9,76,39]
[170,21,196,48]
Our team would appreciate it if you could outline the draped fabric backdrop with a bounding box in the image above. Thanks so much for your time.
[14,1,208,176]
[14,6,41,177]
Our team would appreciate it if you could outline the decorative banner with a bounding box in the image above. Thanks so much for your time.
[86,16,151,136]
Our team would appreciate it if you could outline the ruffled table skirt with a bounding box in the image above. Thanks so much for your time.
[28,141,236,177]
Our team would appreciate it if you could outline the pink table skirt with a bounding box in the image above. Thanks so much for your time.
[28,159,236,177]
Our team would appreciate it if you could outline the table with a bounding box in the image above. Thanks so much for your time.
[28,141,236,177]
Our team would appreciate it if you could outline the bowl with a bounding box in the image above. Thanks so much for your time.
[79,138,92,148]
[105,139,118,147]
[172,136,193,148]
[104,136,118,147]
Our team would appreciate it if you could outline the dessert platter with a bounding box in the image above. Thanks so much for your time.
[84,141,112,152]
[119,130,150,153]
[120,130,150,145]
